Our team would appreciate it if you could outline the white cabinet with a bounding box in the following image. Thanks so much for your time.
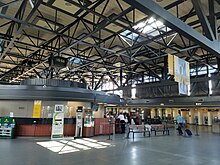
[0,127,14,138]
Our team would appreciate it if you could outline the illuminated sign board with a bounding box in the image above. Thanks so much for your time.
[49,56,67,68]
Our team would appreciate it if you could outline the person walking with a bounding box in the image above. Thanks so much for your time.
[117,112,126,133]
[176,113,183,135]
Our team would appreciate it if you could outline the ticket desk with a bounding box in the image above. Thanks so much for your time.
[13,118,112,137]
[15,118,75,137]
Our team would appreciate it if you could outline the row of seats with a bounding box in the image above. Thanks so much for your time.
[127,124,169,140]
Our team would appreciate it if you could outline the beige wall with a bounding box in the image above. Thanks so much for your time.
[0,101,34,117]
[67,101,91,117]
[165,108,172,117]
[41,101,68,118]
[0,100,93,118]
[93,104,105,118]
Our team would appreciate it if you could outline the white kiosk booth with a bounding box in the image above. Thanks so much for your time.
[75,106,83,138]
[51,105,64,140]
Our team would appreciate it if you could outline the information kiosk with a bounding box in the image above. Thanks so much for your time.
[51,105,64,139]
[75,106,83,137]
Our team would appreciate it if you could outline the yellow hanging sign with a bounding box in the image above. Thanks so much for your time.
[168,54,174,75]
[33,100,42,118]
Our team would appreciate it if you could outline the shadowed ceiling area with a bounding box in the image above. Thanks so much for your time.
[0,0,220,96]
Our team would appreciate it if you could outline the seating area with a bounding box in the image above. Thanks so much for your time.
[127,124,151,140]
[151,124,170,136]
[127,123,170,139]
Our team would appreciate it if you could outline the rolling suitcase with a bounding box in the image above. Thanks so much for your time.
[185,129,192,136]
[176,126,183,135]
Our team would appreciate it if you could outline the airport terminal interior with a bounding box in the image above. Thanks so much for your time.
[1,0,220,164]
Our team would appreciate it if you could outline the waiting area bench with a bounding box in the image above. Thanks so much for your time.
[151,124,169,136]
[127,124,151,140]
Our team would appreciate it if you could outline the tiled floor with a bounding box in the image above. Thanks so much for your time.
[1,126,220,165]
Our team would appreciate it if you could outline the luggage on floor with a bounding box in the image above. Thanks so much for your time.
[176,126,183,135]
[185,129,192,136]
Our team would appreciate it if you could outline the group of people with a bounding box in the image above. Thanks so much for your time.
[104,112,128,133]
[105,111,186,135]
[117,112,142,133]
[104,111,141,134]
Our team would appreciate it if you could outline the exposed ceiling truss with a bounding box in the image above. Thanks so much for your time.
[0,0,220,90]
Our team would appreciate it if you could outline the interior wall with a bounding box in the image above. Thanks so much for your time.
[212,111,218,119]
[93,104,105,118]
[0,100,92,118]
[67,101,91,117]
[41,101,68,118]
[0,101,34,117]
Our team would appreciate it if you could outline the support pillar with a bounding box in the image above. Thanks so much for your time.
[158,109,162,119]
[207,111,212,126]
[180,110,183,117]
[198,110,203,125]
[151,109,155,118]
[189,109,195,124]
[165,108,171,117]
[218,110,220,120]
[173,109,178,120]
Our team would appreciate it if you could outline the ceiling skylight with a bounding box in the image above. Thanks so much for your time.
[119,17,172,45]
[133,17,169,34]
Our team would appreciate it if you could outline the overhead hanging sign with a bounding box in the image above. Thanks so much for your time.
[168,54,174,75]
[168,54,190,95]
[49,56,67,68]
[51,105,64,139]
[174,55,180,82]
[175,57,190,95]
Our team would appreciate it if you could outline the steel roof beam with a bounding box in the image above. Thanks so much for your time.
[1,0,105,81]
[94,74,104,90]
[124,0,220,56]
[164,0,186,10]
[191,0,215,41]
[0,0,43,61]
[209,0,218,39]
[141,63,161,80]
[216,0,220,5]
[46,0,56,6]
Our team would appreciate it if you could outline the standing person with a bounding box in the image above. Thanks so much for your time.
[117,112,126,133]
[123,112,128,124]
[176,113,183,135]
